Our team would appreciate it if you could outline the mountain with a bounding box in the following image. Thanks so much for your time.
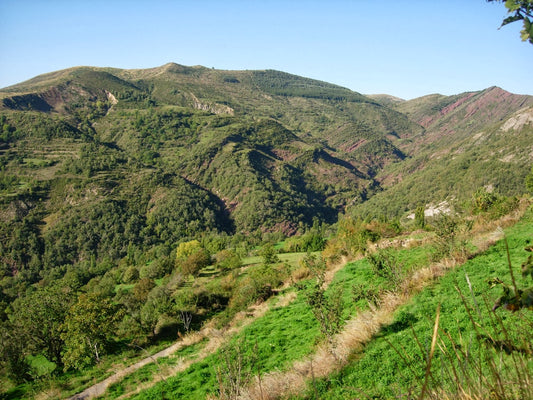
[0,63,532,280]
[1,64,533,398]
[366,93,406,107]
[349,86,533,217]
[395,86,533,146]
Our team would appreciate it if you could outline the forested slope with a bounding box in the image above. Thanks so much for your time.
[0,63,532,398]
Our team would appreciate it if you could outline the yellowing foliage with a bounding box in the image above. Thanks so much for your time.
[176,240,202,260]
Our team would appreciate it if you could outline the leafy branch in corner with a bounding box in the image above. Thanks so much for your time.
[488,0,533,44]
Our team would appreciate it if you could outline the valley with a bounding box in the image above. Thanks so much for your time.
[0,64,532,399]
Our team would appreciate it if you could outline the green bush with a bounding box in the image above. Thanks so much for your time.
[179,249,211,277]
[214,249,242,272]
[122,266,139,283]
[366,248,404,288]
[228,264,286,315]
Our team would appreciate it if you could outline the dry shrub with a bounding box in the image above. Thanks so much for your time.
[219,272,237,293]
[322,237,346,266]
[291,265,310,282]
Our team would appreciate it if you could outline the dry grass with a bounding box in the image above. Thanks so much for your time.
[236,205,530,400]
[237,261,451,400]
[290,265,310,282]
[274,291,297,308]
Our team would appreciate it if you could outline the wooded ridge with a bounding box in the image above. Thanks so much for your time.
[0,63,532,399]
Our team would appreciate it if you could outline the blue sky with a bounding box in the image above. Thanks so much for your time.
[0,0,531,99]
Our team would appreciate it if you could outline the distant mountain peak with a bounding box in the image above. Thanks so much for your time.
[366,94,406,106]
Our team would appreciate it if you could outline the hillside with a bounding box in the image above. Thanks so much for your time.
[0,63,532,278]
[350,87,533,218]
[0,63,532,399]
[0,63,531,252]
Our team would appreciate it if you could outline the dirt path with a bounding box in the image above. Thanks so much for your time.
[68,288,299,400]
[69,335,205,399]
[66,253,350,400]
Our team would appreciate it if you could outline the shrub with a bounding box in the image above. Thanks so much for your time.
[299,254,344,346]
[215,336,258,400]
[258,243,280,266]
[228,264,286,314]
[471,187,520,219]
[282,231,326,253]
[179,249,211,277]
[214,249,242,272]
[366,248,404,289]
[430,213,471,261]
[471,187,499,214]
[324,217,382,262]
[122,265,139,283]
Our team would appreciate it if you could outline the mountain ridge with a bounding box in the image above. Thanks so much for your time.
[1,63,532,400]
[0,63,531,267]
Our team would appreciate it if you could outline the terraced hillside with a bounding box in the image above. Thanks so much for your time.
[0,63,532,399]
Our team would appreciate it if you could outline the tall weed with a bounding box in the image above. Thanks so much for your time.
[407,235,533,399]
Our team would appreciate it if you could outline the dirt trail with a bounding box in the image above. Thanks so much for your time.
[67,253,350,400]
[68,288,298,400]
[69,336,203,399]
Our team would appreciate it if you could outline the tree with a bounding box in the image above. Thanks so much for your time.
[215,249,242,272]
[8,285,73,367]
[176,239,203,259]
[415,205,426,229]
[61,293,123,370]
[488,0,533,44]
[181,249,210,276]
[0,320,30,382]
[133,277,156,303]
[140,286,172,335]
[259,242,280,266]
[176,240,211,277]
[122,265,139,283]
[173,288,198,333]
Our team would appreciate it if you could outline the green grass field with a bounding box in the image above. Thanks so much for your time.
[241,251,314,267]
[293,213,533,399]
[122,241,443,398]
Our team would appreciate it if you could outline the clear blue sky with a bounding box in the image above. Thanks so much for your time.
[0,0,531,99]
